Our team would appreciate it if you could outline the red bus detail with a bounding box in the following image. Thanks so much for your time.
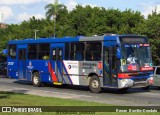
[48,62,58,82]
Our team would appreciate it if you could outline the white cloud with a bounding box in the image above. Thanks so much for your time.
[65,0,97,11]
[82,4,97,8]
[66,0,77,11]
[0,6,13,22]
[0,0,48,5]
[17,12,45,22]
[142,4,160,18]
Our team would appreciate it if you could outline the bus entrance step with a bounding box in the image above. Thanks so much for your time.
[53,82,62,85]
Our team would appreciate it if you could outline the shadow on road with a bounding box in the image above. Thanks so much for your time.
[11,79,154,94]
[102,87,151,94]
[13,80,32,86]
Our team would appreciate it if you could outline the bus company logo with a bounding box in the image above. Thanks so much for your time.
[27,61,33,69]
[68,65,71,69]
[2,107,11,112]
[68,65,78,69]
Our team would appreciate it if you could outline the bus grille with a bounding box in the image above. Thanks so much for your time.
[133,83,147,87]
[134,78,147,82]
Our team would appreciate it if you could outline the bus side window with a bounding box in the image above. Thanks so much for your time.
[58,49,62,60]
[86,52,93,61]
[9,44,17,59]
[28,44,38,60]
[39,44,50,60]
[52,49,56,60]
[19,50,22,60]
[65,43,69,60]
[70,42,84,61]
[85,42,101,61]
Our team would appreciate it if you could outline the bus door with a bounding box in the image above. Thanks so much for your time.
[18,45,27,79]
[50,43,64,83]
[103,46,118,86]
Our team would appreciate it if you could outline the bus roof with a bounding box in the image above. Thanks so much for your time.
[7,34,146,44]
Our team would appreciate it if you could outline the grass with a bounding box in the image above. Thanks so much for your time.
[0,91,159,115]
[0,91,110,106]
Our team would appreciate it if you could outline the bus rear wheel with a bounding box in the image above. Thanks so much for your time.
[32,72,42,87]
[89,75,101,93]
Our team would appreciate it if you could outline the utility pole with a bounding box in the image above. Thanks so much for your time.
[53,14,56,38]
[53,0,58,38]
[34,30,39,39]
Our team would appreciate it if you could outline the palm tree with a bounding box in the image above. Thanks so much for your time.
[45,0,67,37]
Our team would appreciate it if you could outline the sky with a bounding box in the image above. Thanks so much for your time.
[0,0,160,24]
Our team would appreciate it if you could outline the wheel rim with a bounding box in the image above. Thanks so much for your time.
[33,75,39,84]
[91,80,99,89]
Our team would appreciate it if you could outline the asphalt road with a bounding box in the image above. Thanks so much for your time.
[0,75,160,106]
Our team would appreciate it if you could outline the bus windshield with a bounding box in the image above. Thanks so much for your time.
[120,44,153,72]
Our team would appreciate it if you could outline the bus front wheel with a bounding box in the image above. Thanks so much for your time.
[89,75,101,93]
[32,72,42,87]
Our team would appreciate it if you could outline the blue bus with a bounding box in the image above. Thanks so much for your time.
[7,35,154,93]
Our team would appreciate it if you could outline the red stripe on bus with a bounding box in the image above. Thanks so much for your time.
[48,62,58,82]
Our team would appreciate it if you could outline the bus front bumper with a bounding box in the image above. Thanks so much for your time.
[118,77,154,89]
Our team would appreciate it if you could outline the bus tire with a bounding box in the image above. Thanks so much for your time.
[32,72,42,87]
[89,75,101,93]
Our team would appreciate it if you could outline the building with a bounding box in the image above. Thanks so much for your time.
[0,23,7,29]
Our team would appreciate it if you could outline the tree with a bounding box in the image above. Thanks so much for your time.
[45,1,68,37]
[144,12,160,65]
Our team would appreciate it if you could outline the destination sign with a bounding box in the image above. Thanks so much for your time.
[120,37,147,43]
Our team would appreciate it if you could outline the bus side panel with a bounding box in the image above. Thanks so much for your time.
[62,61,79,85]
[79,61,102,86]
[7,60,18,79]
[40,73,51,82]
[26,70,32,81]
[63,61,102,86]
[26,60,51,82]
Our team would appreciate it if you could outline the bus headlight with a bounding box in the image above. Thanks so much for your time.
[148,76,154,85]
[150,76,154,80]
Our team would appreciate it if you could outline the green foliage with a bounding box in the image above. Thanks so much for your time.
[0,3,160,64]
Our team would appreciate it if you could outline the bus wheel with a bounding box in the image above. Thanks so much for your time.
[89,75,101,93]
[32,72,42,87]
